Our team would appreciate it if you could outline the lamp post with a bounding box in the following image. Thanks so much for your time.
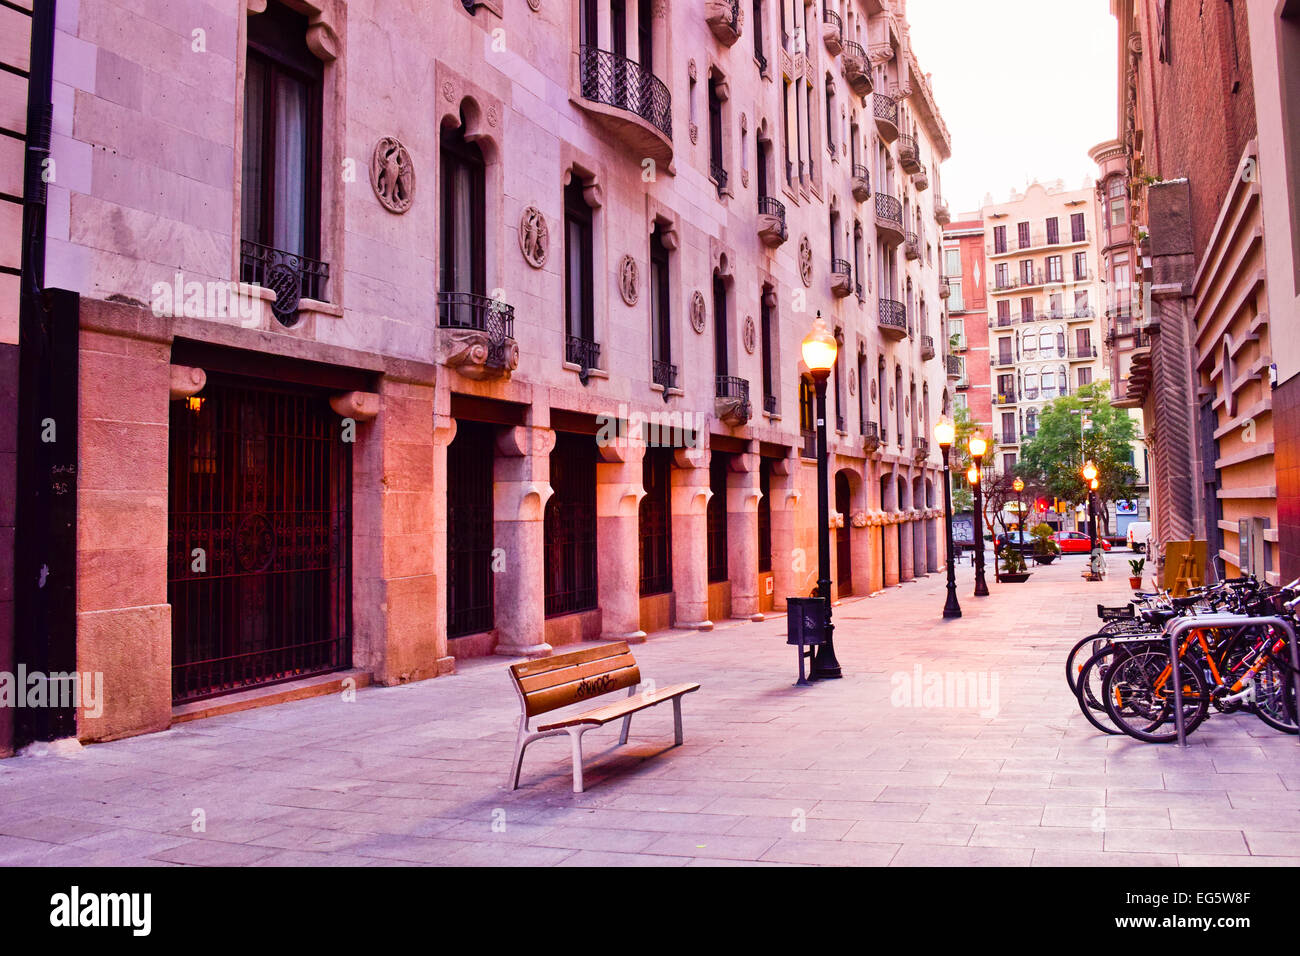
[802,313,841,679]
[968,433,989,596]
[1012,477,1025,537]
[1081,461,1099,553]
[934,416,961,618]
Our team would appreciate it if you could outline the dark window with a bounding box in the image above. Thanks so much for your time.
[993,225,1007,254]
[650,223,672,375]
[1073,251,1088,279]
[1020,297,1033,321]
[997,299,1011,323]
[825,74,835,151]
[1020,259,1034,284]
[857,349,867,433]
[753,0,765,67]
[639,448,672,595]
[707,453,730,583]
[564,179,594,342]
[757,459,772,573]
[760,287,774,408]
[447,421,495,637]
[1017,221,1031,248]
[1046,255,1063,282]
[1046,217,1059,245]
[1071,212,1086,242]
[440,120,486,299]
[708,74,725,182]
[799,376,817,459]
[544,433,598,617]
[713,274,729,376]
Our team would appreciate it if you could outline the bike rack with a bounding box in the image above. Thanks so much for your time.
[1162,614,1300,747]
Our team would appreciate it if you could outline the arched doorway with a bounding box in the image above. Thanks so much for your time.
[835,471,852,596]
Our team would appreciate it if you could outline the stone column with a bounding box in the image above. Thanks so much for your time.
[881,470,899,587]
[727,451,761,620]
[769,453,800,611]
[596,441,646,643]
[899,476,914,582]
[431,408,456,663]
[493,423,555,657]
[671,446,712,629]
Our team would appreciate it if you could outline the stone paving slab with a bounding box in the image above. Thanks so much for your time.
[2,552,1299,866]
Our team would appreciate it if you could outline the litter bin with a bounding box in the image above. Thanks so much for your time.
[786,597,827,685]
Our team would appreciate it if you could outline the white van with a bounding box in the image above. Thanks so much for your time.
[1126,521,1152,554]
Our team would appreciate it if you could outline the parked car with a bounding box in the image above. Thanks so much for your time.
[1053,531,1112,553]
[1126,521,1152,554]
[996,532,1036,555]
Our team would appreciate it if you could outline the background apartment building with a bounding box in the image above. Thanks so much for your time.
[2,0,952,753]
[1097,0,1294,584]
[940,220,991,436]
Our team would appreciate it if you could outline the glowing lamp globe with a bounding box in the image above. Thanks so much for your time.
[968,434,987,459]
[966,465,980,486]
[801,313,838,374]
[1013,478,1025,493]
[933,416,955,448]
[1081,460,1098,482]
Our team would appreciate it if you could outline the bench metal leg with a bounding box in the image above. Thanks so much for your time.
[672,695,684,746]
[507,719,531,790]
[619,685,636,745]
[568,727,587,793]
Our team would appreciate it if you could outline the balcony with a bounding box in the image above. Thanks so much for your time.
[934,200,951,226]
[994,389,1017,405]
[715,374,752,426]
[878,298,907,340]
[437,291,519,380]
[875,193,904,245]
[578,46,672,164]
[904,231,921,261]
[989,314,1014,328]
[652,359,678,393]
[898,135,921,174]
[1066,345,1098,360]
[920,335,936,361]
[913,163,928,191]
[830,258,852,298]
[1022,386,1039,401]
[938,278,952,300]
[843,41,872,96]
[1001,432,1019,446]
[705,0,742,46]
[986,228,1093,258]
[710,160,729,196]
[863,420,881,453]
[757,195,788,247]
[565,334,602,385]
[239,240,330,327]
[992,353,1015,368]
[763,393,777,415]
[945,354,961,380]
[913,437,930,462]
[851,163,871,202]
[873,91,899,142]
[822,9,842,55]
[1066,306,1095,321]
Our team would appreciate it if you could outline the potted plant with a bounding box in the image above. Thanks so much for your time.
[997,544,1032,583]
[1128,557,1145,590]
[1030,522,1060,566]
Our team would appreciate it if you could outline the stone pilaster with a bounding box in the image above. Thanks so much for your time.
[768,454,801,610]
[727,452,762,620]
[493,424,555,657]
[670,446,712,629]
[596,441,646,642]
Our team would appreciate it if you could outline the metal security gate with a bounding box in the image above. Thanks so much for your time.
[168,376,352,704]
[639,447,672,595]
[544,432,598,616]
[447,420,495,637]
[835,472,852,595]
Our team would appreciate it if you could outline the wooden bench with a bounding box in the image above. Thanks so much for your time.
[506,642,700,793]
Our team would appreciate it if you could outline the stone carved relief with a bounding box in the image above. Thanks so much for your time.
[519,206,548,268]
[370,137,415,213]
[690,123,699,145]
[743,316,756,354]
[443,330,520,380]
[619,255,639,305]
[741,169,749,189]
[526,0,540,8]
[442,79,456,102]
[848,368,856,395]
[798,235,813,287]
[691,291,707,333]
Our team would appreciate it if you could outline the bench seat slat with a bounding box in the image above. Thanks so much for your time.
[516,653,639,694]
[523,664,642,717]
[510,642,630,680]
[536,682,700,731]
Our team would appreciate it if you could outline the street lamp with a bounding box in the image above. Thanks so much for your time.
[968,433,989,596]
[1012,477,1025,536]
[801,313,841,680]
[934,416,961,619]
[1081,460,1099,553]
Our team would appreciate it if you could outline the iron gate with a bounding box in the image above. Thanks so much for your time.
[168,377,352,704]
[707,453,729,583]
[447,420,496,637]
[639,447,673,595]
[544,432,598,616]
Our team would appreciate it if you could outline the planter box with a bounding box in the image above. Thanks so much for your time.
[997,572,1032,583]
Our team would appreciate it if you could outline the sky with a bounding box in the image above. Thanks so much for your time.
[904,0,1120,216]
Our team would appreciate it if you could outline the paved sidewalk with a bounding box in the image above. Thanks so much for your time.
[2,553,1298,867]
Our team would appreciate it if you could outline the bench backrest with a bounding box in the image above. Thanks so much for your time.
[509,642,640,718]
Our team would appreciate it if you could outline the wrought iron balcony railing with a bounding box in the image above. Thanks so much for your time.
[566,335,602,384]
[875,192,902,227]
[239,239,330,326]
[763,393,777,415]
[874,91,898,127]
[715,374,750,402]
[878,298,906,335]
[437,291,516,368]
[579,46,672,140]
[1066,345,1098,360]
[945,354,961,377]
[823,9,842,36]
[652,358,678,391]
[831,258,851,277]
[843,39,866,61]
[757,195,788,243]
[711,160,728,194]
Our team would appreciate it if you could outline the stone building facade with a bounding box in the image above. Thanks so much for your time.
[1100,0,1285,584]
[3,0,951,751]
[941,219,991,437]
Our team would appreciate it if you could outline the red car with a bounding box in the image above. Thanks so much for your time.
[1053,531,1112,553]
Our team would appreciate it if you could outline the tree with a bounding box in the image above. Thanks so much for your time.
[947,405,997,515]
[1016,381,1139,535]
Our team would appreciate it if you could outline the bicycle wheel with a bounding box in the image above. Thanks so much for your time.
[1252,654,1299,735]
[1066,633,1112,694]
[1074,648,1123,735]
[1102,648,1210,743]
